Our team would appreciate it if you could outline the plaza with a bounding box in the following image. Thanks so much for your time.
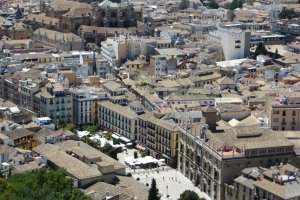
[117,149,210,200]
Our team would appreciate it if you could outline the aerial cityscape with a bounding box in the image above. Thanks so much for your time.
[0,0,300,199]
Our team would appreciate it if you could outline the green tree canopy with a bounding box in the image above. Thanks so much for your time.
[225,0,244,10]
[81,137,117,159]
[57,121,76,133]
[207,0,219,9]
[84,125,98,134]
[148,178,160,200]
[101,143,118,159]
[178,190,205,200]
[0,168,91,200]
[254,42,268,58]
[279,8,298,19]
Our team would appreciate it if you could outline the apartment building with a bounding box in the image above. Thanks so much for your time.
[139,114,179,167]
[164,94,215,107]
[190,73,222,88]
[3,69,41,104]
[39,82,73,124]
[225,164,300,200]
[268,92,300,131]
[159,27,190,43]
[18,79,40,110]
[102,81,127,97]
[101,35,166,67]
[92,57,113,78]
[150,55,177,76]
[97,101,138,141]
[72,88,108,127]
[178,125,296,200]
[271,20,300,38]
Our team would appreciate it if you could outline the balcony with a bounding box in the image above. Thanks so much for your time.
[147,139,155,145]
[292,122,296,125]
[281,122,287,125]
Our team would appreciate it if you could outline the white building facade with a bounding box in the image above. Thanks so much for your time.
[209,27,251,60]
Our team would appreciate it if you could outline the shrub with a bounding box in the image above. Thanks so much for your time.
[134,151,138,159]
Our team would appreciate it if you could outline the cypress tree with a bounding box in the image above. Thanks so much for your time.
[148,178,160,200]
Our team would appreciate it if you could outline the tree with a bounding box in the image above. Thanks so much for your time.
[57,121,76,133]
[225,0,244,10]
[279,8,298,19]
[178,190,205,200]
[57,120,66,130]
[140,150,149,158]
[64,124,76,133]
[81,137,117,159]
[207,0,219,9]
[0,168,92,200]
[100,143,118,159]
[254,42,268,58]
[84,125,98,134]
[148,178,160,200]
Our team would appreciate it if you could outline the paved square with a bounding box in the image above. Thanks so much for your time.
[117,149,210,200]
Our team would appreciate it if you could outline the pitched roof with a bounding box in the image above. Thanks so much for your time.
[217,76,236,85]
[34,144,102,180]
[202,106,217,113]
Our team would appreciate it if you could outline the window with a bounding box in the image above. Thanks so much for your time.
[293,110,296,116]
[235,45,241,48]
[273,118,279,122]
[273,110,279,114]
[259,149,266,154]
[283,111,286,116]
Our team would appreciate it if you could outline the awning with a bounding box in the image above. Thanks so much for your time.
[120,136,131,143]
[112,134,120,140]
[136,144,146,151]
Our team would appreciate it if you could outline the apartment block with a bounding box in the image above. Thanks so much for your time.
[39,83,73,124]
[139,113,179,167]
[97,101,138,141]
[18,79,39,110]
[101,35,166,67]
[268,92,300,131]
